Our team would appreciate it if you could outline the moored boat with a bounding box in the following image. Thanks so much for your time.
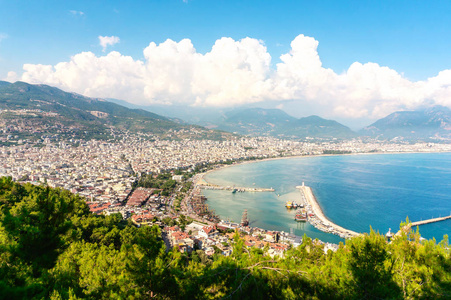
[295,208,307,222]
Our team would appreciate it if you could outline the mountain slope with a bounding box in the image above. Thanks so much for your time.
[0,82,233,141]
[217,108,296,136]
[215,108,356,139]
[359,106,451,140]
[0,81,11,88]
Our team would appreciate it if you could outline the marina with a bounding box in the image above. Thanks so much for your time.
[297,182,451,240]
[202,153,451,242]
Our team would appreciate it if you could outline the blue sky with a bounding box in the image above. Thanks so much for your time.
[1,0,451,126]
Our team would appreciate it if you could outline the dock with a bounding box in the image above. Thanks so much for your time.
[195,172,274,192]
[198,183,274,192]
[395,215,451,237]
[411,215,451,226]
[297,184,360,239]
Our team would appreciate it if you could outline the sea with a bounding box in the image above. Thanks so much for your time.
[202,152,451,244]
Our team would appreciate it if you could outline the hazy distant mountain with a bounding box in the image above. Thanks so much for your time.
[106,98,225,126]
[106,100,356,139]
[216,108,357,139]
[0,81,11,88]
[0,82,233,140]
[359,106,451,140]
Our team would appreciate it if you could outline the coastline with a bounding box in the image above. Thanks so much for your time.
[198,150,451,186]
[197,151,451,240]
[198,153,342,183]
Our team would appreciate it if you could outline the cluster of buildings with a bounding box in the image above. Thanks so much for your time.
[166,221,294,257]
[2,133,451,257]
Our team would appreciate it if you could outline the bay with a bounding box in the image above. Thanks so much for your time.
[203,153,451,244]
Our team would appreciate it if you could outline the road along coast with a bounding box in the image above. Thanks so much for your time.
[297,185,360,239]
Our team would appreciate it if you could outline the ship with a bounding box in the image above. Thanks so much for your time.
[295,208,307,222]
[241,209,249,226]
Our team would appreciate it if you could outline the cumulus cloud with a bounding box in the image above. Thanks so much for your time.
[98,36,120,52]
[12,34,451,120]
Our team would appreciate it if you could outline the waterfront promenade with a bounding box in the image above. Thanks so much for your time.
[297,185,360,239]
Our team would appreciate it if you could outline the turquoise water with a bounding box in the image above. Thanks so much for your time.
[203,153,451,244]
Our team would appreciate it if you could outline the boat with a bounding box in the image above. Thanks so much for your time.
[232,189,237,193]
[295,208,307,222]
[241,209,249,226]
[285,201,293,208]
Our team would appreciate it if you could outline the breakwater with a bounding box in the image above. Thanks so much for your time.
[198,183,274,192]
[411,215,451,226]
[395,215,451,237]
[297,185,359,239]
[196,172,274,192]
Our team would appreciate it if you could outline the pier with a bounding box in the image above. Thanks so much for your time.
[411,215,451,227]
[198,183,275,192]
[395,215,451,237]
[297,184,360,239]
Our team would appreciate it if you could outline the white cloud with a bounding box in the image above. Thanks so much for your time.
[98,36,120,52]
[12,34,451,121]
[5,71,18,82]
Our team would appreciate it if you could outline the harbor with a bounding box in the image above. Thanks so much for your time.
[297,182,451,240]
[200,154,451,242]
[296,183,360,239]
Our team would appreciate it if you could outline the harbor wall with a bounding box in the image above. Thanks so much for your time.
[297,185,359,239]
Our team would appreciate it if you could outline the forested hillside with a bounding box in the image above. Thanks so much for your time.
[0,177,450,299]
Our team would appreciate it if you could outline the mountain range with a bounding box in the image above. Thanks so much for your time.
[359,106,451,141]
[0,81,233,141]
[106,100,357,139]
[209,108,357,139]
[1,81,450,142]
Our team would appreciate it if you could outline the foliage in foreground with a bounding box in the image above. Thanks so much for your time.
[0,177,450,299]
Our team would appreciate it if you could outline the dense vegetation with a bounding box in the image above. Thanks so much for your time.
[137,173,178,196]
[1,177,450,299]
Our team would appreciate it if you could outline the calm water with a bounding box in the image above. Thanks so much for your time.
[203,153,451,244]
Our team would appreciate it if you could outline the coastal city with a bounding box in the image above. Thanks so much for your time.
[1,132,450,257]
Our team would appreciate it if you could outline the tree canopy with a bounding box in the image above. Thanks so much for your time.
[0,177,450,299]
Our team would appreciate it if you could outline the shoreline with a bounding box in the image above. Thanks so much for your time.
[199,150,451,186]
[196,150,451,240]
